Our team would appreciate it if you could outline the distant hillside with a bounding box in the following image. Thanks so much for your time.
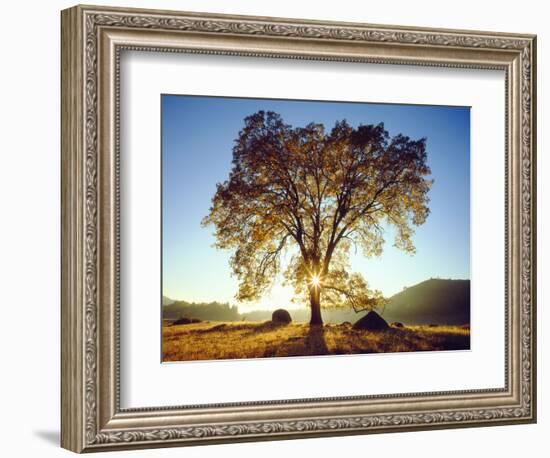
[162,278,470,325]
[382,279,470,325]
[162,296,175,306]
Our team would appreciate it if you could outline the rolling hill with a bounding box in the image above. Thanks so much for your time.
[162,296,175,306]
[382,278,470,325]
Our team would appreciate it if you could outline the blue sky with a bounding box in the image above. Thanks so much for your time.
[162,95,470,309]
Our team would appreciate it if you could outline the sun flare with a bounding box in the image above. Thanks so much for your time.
[310,274,321,288]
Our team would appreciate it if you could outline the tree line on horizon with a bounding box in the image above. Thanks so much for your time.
[163,278,470,326]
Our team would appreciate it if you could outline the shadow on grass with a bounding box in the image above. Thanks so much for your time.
[238,320,291,336]
[262,324,329,357]
[360,327,470,352]
[305,325,329,355]
[166,321,470,360]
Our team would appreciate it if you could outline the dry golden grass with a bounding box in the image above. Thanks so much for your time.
[162,321,470,362]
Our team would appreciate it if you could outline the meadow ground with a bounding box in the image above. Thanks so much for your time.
[162,321,470,362]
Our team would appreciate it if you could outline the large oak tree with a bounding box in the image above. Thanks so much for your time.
[203,111,432,325]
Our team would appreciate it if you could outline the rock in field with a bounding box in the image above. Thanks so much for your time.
[271,308,292,324]
[353,311,389,330]
[173,317,192,325]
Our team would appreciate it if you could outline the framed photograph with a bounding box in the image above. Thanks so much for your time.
[61,4,537,453]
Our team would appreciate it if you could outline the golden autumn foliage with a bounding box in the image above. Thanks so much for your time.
[202,111,432,325]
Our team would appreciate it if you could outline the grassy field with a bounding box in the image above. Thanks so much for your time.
[162,321,470,362]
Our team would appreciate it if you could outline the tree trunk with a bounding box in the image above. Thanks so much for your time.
[309,287,323,326]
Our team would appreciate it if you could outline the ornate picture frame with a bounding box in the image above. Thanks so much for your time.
[61,4,536,453]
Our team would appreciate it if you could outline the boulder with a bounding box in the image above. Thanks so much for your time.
[353,311,389,331]
[271,308,292,324]
[391,321,404,328]
[173,317,192,325]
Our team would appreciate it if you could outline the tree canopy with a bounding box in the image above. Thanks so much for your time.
[202,111,432,324]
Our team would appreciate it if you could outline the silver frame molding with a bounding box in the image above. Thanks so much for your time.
[61,4,537,453]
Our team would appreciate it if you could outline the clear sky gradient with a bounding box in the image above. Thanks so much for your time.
[162,95,470,310]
